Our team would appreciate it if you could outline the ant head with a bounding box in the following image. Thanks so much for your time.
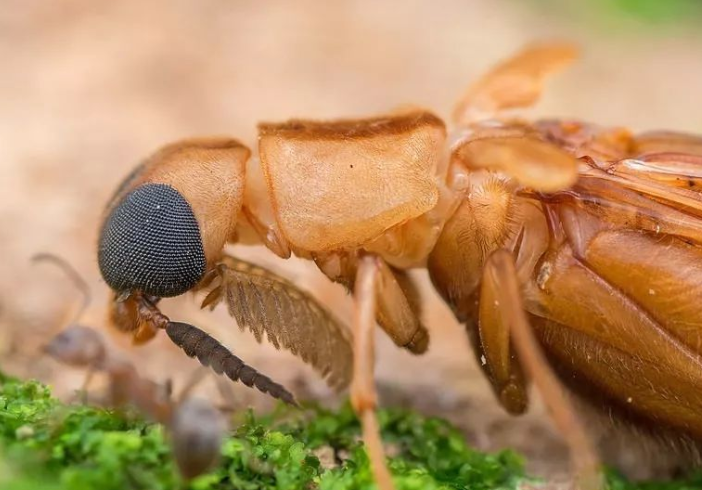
[44,325,106,367]
[32,254,106,367]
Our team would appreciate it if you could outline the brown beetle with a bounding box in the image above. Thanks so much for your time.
[96,42,702,489]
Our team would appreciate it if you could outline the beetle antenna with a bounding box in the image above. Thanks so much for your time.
[32,253,92,323]
[165,321,298,407]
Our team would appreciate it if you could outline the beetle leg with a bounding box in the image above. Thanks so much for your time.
[476,276,529,415]
[482,249,601,490]
[316,253,429,355]
[351,254,395,490]
[374,260,429,354]
[108,293,167,344]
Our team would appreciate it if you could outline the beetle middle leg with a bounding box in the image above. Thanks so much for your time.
[482,249,601,490]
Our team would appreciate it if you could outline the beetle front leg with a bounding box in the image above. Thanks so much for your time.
[108,292,167,344]
[351,254,395,490]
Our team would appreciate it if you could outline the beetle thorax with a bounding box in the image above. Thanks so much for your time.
[254,111,447,254]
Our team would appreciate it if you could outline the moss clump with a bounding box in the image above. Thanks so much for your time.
[0,374,524,489]
[0,373,171,490]
[0,373,701,489]
[593,0,702,24]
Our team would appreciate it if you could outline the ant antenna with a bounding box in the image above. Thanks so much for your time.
[32,253,92,323]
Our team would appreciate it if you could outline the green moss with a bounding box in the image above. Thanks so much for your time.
[0,374,701,489]
[592,0,702,24]
[525,0,702,33]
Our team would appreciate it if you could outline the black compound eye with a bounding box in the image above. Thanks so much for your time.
[98,183,206,297]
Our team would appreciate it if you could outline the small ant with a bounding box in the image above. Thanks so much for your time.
[33,253,296,406]
[45,323,225,479]
[36,254,294,479]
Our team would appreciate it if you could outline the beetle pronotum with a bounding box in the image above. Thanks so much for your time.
[96,42,702,489]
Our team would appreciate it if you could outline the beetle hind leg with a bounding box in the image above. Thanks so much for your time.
[482,249,602,490]
[351,254,395,490]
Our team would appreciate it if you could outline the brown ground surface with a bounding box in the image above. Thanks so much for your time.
[2,1,702,486]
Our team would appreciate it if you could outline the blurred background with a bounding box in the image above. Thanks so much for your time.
[1,0,701,482]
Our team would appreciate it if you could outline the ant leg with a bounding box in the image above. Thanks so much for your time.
[78,367,96,404]
[213,375,239,412]
[172,367,239,416]
[66,366,96,405]
[483,249,601,490]
[351,254,395,490]
[175,366,210,405]
[163,378,174,399]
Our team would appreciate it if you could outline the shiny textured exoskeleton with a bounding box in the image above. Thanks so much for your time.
[97,43,702,490]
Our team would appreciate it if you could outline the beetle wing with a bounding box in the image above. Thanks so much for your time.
[610,152,702,191]
[452,135,580,192]
[545,154,702,246]
[551,172,702,245]
[198,254,353,389]
[452,42,578,124]
[633,130,702,156]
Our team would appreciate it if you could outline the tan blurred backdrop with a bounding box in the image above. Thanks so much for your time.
[1,0,701,481]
